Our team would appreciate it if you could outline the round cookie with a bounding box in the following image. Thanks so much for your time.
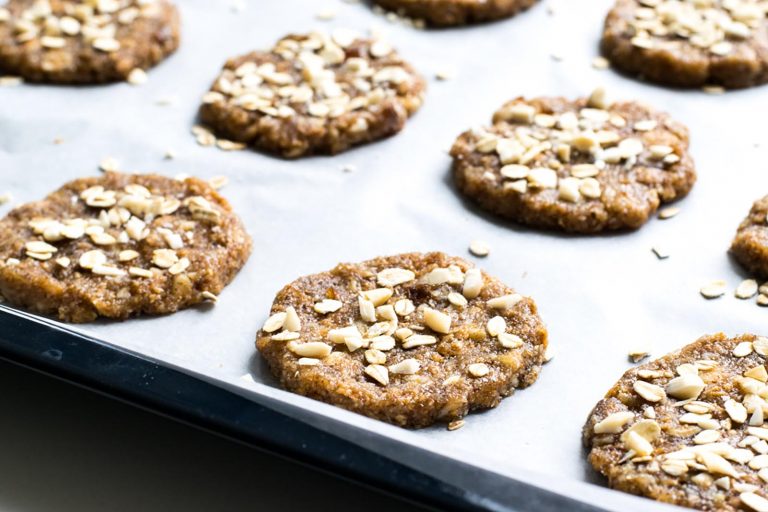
[0,0,180,84]
[584,333,768,511]
[256,252,548,428]
[372,0,539,27]
[198,30,426,159]
[601,0,768,89]
[0,172,251,322]
[731,195,768,280]
[450,91,696,233]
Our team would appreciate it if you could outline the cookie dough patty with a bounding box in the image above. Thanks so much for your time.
[0,0,180,84]
[198,30,426,158]
[450,91,695,233]
[584,333,768,511]
[731,195,768,280]
[601,0,768,89]
[0,172,251,322]
[256,252,548,428]
[372,0,539,27]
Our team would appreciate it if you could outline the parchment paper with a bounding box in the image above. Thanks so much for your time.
[1,0,767,509]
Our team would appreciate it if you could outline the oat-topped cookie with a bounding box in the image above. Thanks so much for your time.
[601,0,768,89]
[198,30,426,159]
[0,172,251,322]
[372,0,539,27]
[0,0,179,84]
[256,252,548,428]
[584,333,768,511]
[731,195,768,280]
[450,90,695,233]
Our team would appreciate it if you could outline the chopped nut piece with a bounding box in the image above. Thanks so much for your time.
[658,207,680,220]
[468,240,490,257]
[389,358,420,375]
[736,279,759,300]
[364,364,389,386]
[594,411,635,434]
[314,299,343,314]
[633,380,666,402]
[377,267,415,287]
[289,342,332,358]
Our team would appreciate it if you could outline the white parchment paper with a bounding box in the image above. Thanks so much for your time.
[1,0,768,509]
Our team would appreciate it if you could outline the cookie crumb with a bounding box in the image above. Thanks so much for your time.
[658,207,680,220]
[53,137,64,145]
[735,279,759,300]
[447,419,465,431]
[592,56,610,70]
[700,280,727,299]
[127,68,148,85]
[0,193,12,206]
[468,240,490,258]
[164,149,176,160]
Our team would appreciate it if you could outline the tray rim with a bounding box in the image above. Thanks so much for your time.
[0,305,611,512]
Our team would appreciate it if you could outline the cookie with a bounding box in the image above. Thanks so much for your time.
[584,333,768,511]
[0,0,180,84]
[198,30,426,159]
[450,91,696,233]
[0,172,251,322]
[372,0,539,27]
[731,195,768,280]
[601,0,768,89]
[256,252,548,428]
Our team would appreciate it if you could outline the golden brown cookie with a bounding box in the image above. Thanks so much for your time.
[584,333,768,511]
[601,0,768,89]
[450,90,695,233]
[0,172,251,322]
[256,252,548,428]
[372,0,539,27]
[731,195,768,280]
[0,0,180,84]
[198,30,426,159]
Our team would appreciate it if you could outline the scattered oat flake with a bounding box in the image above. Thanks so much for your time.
[164,149,176,160]
[702,85,725,95]
[341,164,357,173]
[736,279,759,300]
[315,8,335,20]
[217,139,246,151]
[652,246,669,260]
[468,240,490,258]
[155,96,177,106]
[658,207,680,220]
[99,157,119,173]
[700,280,727,299]
[629,345,651,363]
[127,68,147,85]
[240,373,255,383]
[592,56,610,70]
[435,67,456,81]
[447,419,465,431]
[0,76,22,87]
[209,175,229,189]
[550,52,564,61]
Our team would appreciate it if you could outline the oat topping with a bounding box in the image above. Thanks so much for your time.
[0,0,166,60]
[14,177,228,281]
[463,89,682,204]
[626,0,768,57]
[199,30,425,157]
[259,254,543,401]
[587,334,768,510]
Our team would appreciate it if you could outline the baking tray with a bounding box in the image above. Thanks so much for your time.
[1,0,766,510]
